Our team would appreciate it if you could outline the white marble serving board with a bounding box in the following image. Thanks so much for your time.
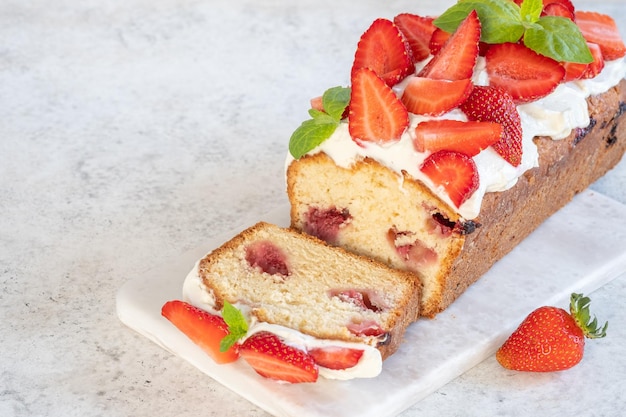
[117,189,626,417]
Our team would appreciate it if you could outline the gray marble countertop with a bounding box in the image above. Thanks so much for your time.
[2,0,626,416]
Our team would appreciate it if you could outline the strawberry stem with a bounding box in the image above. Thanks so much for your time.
[570,293,608,339]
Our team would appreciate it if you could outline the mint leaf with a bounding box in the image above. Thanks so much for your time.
[434,0,524,44]
[220,301,248,352]
[288,86,350,159]
[524,16,594,63]
[289,118,339,159]
[322,86,351,120]
[519,0,542,23]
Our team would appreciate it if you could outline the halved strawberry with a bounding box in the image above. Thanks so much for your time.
[349,67,409,145]
[310,96,324,112]
[401,77,473,116]
[562,59,588,82]
[542,2,574,20]
[428,27,451,56]
[351,18,414,87]
[418,10,481,80]
[575,11,626,61]
[564,42,604,81]
[393,13,437,63]
[308,346,365,370]
[580,42,605,79]
[544,0,575,13]
[161,300,239,364]
[239,331,319,383]
[485,42,565,103]
[460,85,523,166]
[413,119,502,156]
[420,150,480,208]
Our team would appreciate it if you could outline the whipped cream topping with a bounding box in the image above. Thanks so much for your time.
[288,58,626,219]
[182,261,383,380]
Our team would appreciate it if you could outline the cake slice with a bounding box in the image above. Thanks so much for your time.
[181,221,421,380]
[286,2,626,317]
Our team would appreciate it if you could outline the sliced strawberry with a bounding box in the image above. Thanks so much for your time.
[161,300,239,364]
[310,96,324,112]
[329,289,384,312]
[393,13,436,62]
[428,27,451,56]
[245,240,290,276]
[308,346,365,370]
[562,60,588,82]
[347,320,387,337]
[544,0,575,14]
[580,42,605,79]
[460,85,523,166]
[575,11,626,61]
[485,42,565,103]
[413,119,502,157]
[418,10,481,80]
[420,150,480,208]
[351,18,414,87]
[542,2,574,20]
[387,227,438,270]
[349,67,409,145]
[239,331,319,383]
[563,42,604,81]
[401,77,473,116]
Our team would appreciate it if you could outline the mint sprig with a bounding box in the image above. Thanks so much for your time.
[289,86,350,159]
[219,301,248,352]
[433,0,593,63]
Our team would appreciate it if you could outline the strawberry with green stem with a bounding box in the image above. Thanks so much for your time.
[496,293,608,372]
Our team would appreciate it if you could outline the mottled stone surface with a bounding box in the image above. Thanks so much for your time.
[2,1,626,416]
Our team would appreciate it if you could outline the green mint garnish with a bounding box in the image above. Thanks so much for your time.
[433,0,593,63]
[435,0,524,44]
[219,301,248,352]
[288,86,350,159]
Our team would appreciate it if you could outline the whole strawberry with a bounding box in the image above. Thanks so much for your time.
[496,293,607,372]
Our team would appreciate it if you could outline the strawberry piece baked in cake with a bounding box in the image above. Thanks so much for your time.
[174,222,420,382]
[286,0,626,317]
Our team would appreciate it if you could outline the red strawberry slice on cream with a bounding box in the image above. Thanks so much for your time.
[351,18,414,87]
[575,11,626,61]
[349,67,409,145]
[161,300,240,364]
[401,77,473,116]
[420,150,480,208]
[413,119,502,157]
[485,42,565,103]
[418,10,481,80]
[393,13,437,63]
[239,331,319,383]
[308,347,365,370]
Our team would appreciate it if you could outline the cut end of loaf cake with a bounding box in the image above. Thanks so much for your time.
[196,221,421,359]
[287,153,477,317]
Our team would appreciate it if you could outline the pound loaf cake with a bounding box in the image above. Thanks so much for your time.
[182,221,420,379]
[286,1,626,317]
